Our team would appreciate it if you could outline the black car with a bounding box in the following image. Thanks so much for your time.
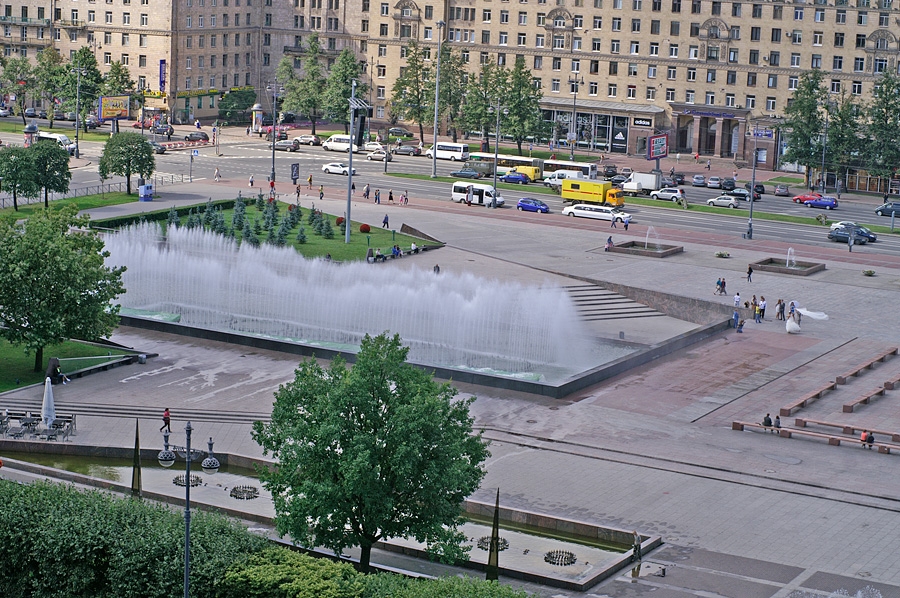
[392,145,421,156]
[602,165,618,177]
[671,172,686,185]
[874,201,900,217]
[38,109,48,119]
[745,182,765,194]
[261,116,274,127]
[154,124,174,136]
[184,131,209,142]
[610,174,628,185]
[451,167,482,179]
[279,112,295,124]
[147,141,167,154]
[266,130,288,141]
[388,127,413,138]
[828,227,871,245]
[721,178,736,191]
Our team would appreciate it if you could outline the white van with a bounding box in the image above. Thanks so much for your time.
[37,131,76,155]
[322,134,359,153]
[543,170,584,189]
[426,142,470,161]
[451,181,505,207]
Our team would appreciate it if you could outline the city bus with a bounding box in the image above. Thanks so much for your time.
[425,142,470,161]
[542,159,598,179]
[468,152,543,181]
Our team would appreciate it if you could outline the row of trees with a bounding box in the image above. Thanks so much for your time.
[781,70,900,183]
[0,142,71,210]
[0,47,134,130]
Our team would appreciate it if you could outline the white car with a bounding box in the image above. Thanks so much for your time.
[562,204,632,222]
[366,149,392,162]
[621,167,634,176]
[650,187,686,202]
[0,108,11,117]
[364,141,384,152]
[707,195,740,208]
[830,220,857,231]
[321,162,356,175]
[706,176,722,189]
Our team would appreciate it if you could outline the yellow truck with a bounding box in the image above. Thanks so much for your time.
[561,180,624,207]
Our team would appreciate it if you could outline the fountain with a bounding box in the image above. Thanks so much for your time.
[607,225,684,258]
[105,224,633,388]
[750,247,825,276]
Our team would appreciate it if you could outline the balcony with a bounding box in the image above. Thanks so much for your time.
[56,19,86,28]
[0,16,51,26]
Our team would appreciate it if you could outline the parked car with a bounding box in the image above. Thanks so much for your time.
[147,141,167,154]
[650,187,686,202]
[602,165,618,177]
[804,196,838,210]
[279,112,296,124]
[260,116,274,127]
[294,135,320,146]
[366,149,392,161]
[725,189,760,201]
[153,124,174,136]
[774,184,791,196]
[52,110,65,120]
[792,192,821,204]
[671,172,686,185]
[499,171,531,185]
[64,112,76,121]
[874,201,900,217]
[184,131,209,142]
[270,139,300,151]
[562,204,632,222]
[322,162,356,175]
[691,174,707,186]
[0,108,12,117]
[661,177,675,187]
[744,182,766,194]
[721,178,736,191]
[828,227,870,245]
[76,117,100,129]
[24,108,37,118]
[516,198,550,213]
[266,130,288,141]
[388,127,413,138]
[707,195,741,208]
[620,167,634,176]
[706,176,722,189]
[38,109,47,119]
[132,120,153,129]
[364,141,384,152]
[450,167,482,179]
[392,145,421,156]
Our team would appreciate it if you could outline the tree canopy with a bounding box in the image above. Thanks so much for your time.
[98,132,156,194]
[30,142,73,208]
[864,71,900,178]
[285,34,326,135]
[0,146,40,211]
[0,206,126,372]
[780,70,825,186]
[252,333,490,573]
[390,41,433,142]
[323,49,366,133]
[34,49,66,128]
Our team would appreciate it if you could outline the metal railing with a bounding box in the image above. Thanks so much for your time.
[0,174,186,210]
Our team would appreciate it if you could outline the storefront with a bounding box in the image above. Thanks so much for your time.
[540,98,665,155]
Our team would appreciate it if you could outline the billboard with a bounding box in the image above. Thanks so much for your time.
[647,133,669,160]
[98,95,130,121]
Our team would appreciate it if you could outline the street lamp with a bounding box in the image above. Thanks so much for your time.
[265,79,284,188]
[138,84,146,136]
[157,422,219,598]
[70,67,87,159]
[430,20,445,179]
[488,99,508,209]
[346,82,371,243]
[568,75,584,161]
[819,101,834,195]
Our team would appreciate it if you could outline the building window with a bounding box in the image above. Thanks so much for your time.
[632,18,641,32]
[768,52,779,66]
[788,75,798,90]
[834,32,844,47]
[858,11,868,25]
[608,83,617,97]
[705,91,715,104]
[811,54,821,68]
[376,86,385,99]
[667,65,676,78]
[665,87,676,101]
[534,55,543,68]
[767,74,777,87]
[793,7,803,20]
[590,81,599,95]
[379,23,388,35]
[874,58,887,73]
[551,78,561,92]
[725,93,735,106]
[706,69,716,82]
[650,42,659,55]
[611,39,620,52]
[747,72,757,86]
[628,62,638,75]
[670,21,679,35]
[745,95,755,108]
[609,61,618,75]
[630,41,639,53]
[851,80,862,95]
[685,89,694,103]
[836,9,847,23]
[833,56,843,70]
[380,2,388,15]
[726,70,736,84]
[669,43,678,57]
[648,64,657,77]
[687,67,696,81]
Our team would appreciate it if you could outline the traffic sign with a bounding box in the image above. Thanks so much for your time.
[191,149,200,156]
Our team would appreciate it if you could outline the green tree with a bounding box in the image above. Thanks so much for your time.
[219,88,258,122]
[865,71,900,179]
[60,48,103,129]
[252,333,490,574]
[33,49,66,129]
[0,206,126,372]
[101,61,135,96]
[438,48,468,142]
[30,142,72,208]
[98,131,156,194]
[503,56,544,155]
[461,62,505,150]
[780,70,825,187]
[825,92,863,181]
[390,41,432,143]
[323,49,367,134]
[1,57,36,125]
[0,146,40,211]
[285,33,326,136]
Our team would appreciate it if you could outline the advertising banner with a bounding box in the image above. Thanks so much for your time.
[98,95,130,121]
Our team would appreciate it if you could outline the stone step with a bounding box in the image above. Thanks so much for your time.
[565,284,664,322]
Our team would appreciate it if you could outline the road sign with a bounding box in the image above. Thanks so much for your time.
[191,149,200,156]
[290,163,300,181]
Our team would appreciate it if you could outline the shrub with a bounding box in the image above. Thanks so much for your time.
[863,269,875,276]
[336,217,345,226]
[359,223,371,233]
[217,548,363,598]
[715,250,730,258]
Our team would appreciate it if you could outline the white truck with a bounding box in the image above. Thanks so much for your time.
[542,170,585,192]
[621,172,661,196]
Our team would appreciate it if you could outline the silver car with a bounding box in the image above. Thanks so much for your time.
[707,195,740,208]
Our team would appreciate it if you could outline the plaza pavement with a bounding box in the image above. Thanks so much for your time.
[4,164,900,597]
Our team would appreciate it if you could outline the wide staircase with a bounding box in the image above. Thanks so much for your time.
[566,283,664,321]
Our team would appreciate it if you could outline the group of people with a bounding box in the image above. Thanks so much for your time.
[860,430,876,449]
[372,244,414,262]
[714,277,728,296]
[761,413,782,431]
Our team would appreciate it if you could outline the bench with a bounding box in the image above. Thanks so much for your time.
[835,347,899,384]
[795,418,900,443]
[884,372,900,391]
[733,421,897,454]
[842,386,887,413]
[779,381,837,416]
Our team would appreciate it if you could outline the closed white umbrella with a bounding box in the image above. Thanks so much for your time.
[41,377,56,428]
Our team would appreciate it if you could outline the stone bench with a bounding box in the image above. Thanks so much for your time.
[779,381,837,416]
[884,372,900,391]
[734,421,896,453]
[835,347,898,384]
[795,418,900,443]
[842,386,887,413]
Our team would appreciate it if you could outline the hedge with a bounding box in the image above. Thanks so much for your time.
[89,198,237,230]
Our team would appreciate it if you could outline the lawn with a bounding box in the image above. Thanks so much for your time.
[0,120,110,143]
[0,339,131,393]
[0,192,136,217]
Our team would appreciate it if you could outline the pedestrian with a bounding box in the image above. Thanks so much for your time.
[746,265,753,282]
[632,531,642,562]
[54,363,71,385]
[754,302,762,323]
[319,185,324,201]
[466,185,473,206]
[404,190,409,205]
[732,310,740,329]
[610,216,617,228]
[307,174,313,189]
[246,125,251,136]
[706,159,711,170]
[249,175,254,187]
[605,236,613,252]
[214,167,221,182]
[550,153,556,160]
[775,299,783,320]
[388,189,394,204]
[363,183,370,200]
[670,166,675,177]
[623,215,630,231]
[734,292,741,307]
[351,181,356,195]
[160,408,171,433]
[867,431,876,450]
[715,278,722,295]
[759,296,767,320]
[382,213,389,228]
[375,188,381,204]
[695,153,700,163]
[296,184,302,201]
[860,430,868,447]
[720,278,726,296]
[433,264,441,274]
[848,230,854,252]
[883,191,889,203]
[676,153,681,163]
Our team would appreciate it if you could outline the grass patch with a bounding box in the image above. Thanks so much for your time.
[0,192,136,217]
[0,121,109,143]
[0,339,130,393]
[766,176,806,184]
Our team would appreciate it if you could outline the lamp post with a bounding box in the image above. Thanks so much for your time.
[488,99,508,209]
[568,75,584,161]
[746,124,761,240]
[819,101,833,195]
[266,79,284,188]
[157,422,219,598]
[346,84,371,243]
[430,20,445,179]
[138,84,146,136]
[70,67,87,159]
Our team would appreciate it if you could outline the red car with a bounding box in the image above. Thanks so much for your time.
[792,192,821,203]
[132,120,152,129]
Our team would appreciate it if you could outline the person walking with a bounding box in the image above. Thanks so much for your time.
[705,159,711,171]
[623,215,630,231]
[374,188,381,204]
[382,213,389,228]
[246,125,251,136]
[351,182,356,195]
[720,278,726,296]
[388,189,394,204]
[404,190,409,205]
[307,174,313,190]
[249,175,254,188]
[610,216,617,229]
[295,184,302,202]
[433,264,441,274]
[214,167,221,182]
[319,185,324,201]
[746,265,753,282]
[694,153,700,163]
[160,408,171,433]
[363,183,370,200]
[715,278,722,295]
